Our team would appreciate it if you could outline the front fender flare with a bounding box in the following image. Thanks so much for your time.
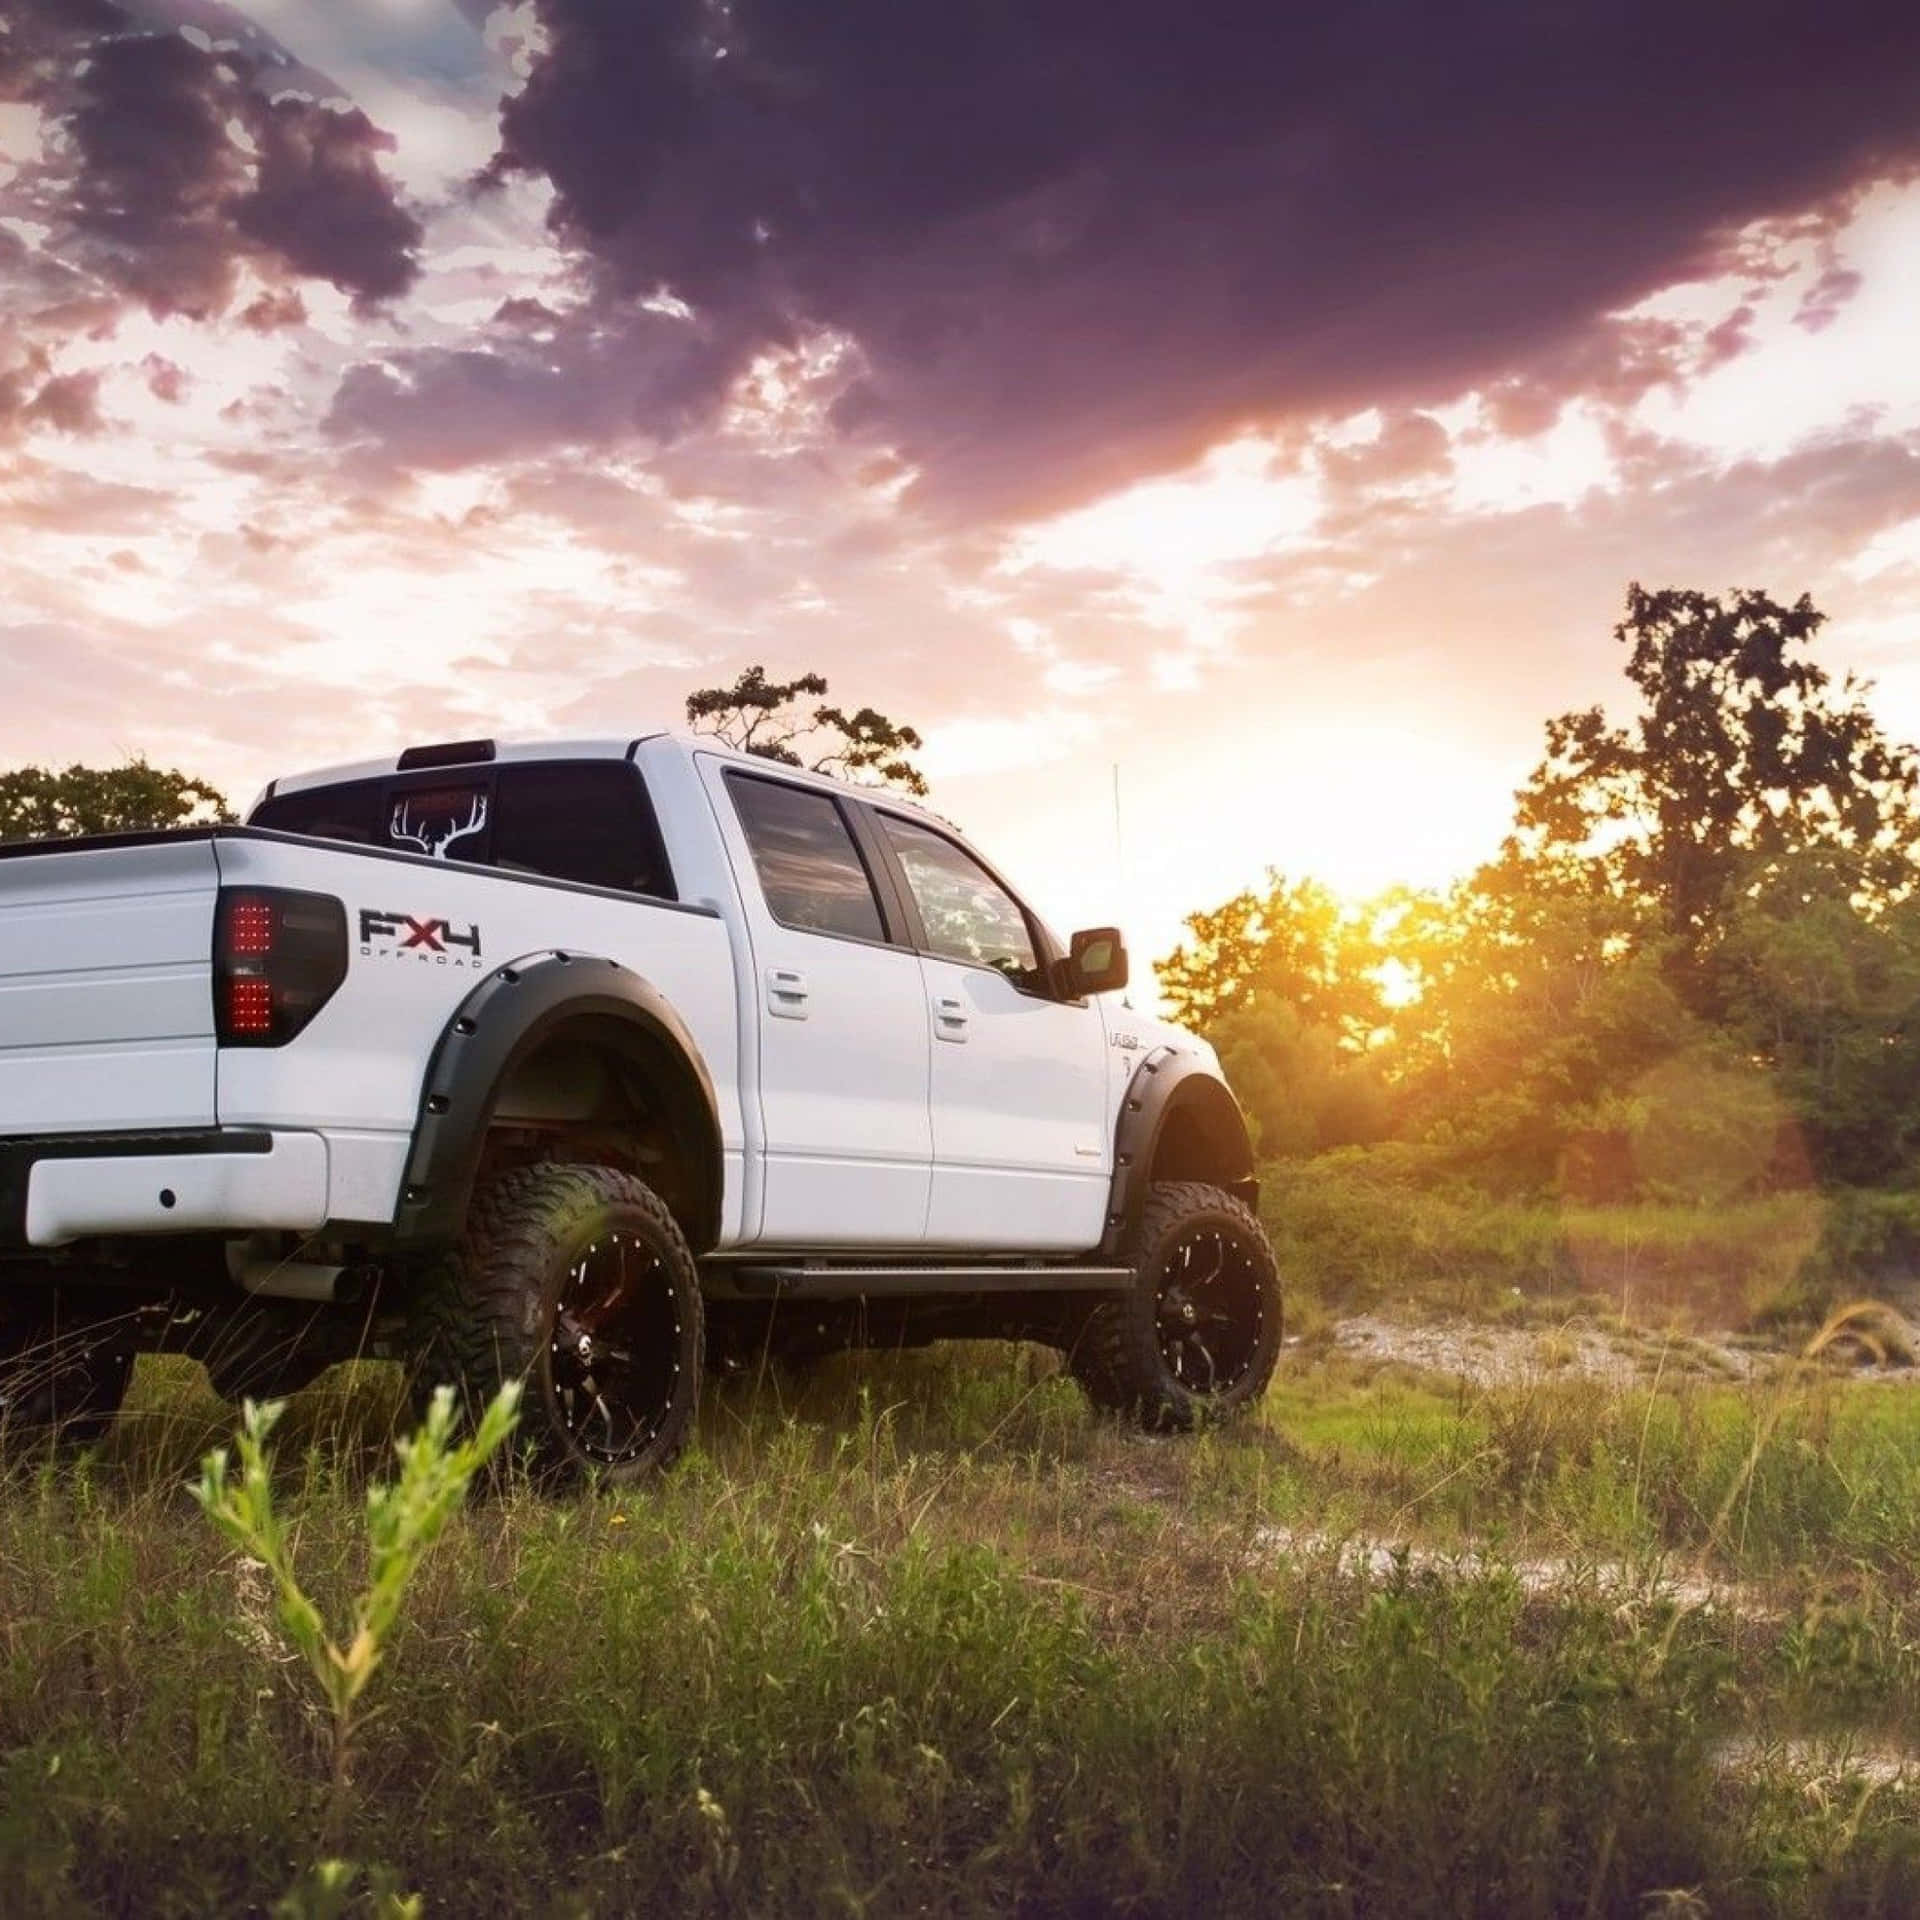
[1100,1048,1259,1257]
[391,950,722,1250]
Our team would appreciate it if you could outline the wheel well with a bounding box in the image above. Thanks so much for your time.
[471,1016,718,1251]
[1142,1078,1261,1228]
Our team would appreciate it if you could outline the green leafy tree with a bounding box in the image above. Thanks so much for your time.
[1209,996,1392,1158]
[1514,584,1919,952]
[1720,852,1920,1184]
[0,757,233,841]
[1156,872,1387,1045]
[1393,854,1696,1194]
[685,664,928,795]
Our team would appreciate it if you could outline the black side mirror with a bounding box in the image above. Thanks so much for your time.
[1058,926,1128,998]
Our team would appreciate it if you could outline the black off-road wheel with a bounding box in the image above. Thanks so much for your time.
[408,1163,703,1484]
[0,1296,138,1453]
[1070,1181,1282,1432]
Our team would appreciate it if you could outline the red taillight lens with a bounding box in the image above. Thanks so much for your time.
[227,896,276,956]
[215,887,348,1047]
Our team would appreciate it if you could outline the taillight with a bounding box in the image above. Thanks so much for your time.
[214,888,348,1047]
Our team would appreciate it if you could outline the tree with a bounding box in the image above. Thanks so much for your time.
[1209,996,1392,1158]
[1720,851,1920,1185]
[0,758,233,842]
[1513,584,1919,952]
[685,664,928,796]
[1156,872,1387,1045]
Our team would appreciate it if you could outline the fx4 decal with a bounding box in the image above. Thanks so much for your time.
[359,909,484,968]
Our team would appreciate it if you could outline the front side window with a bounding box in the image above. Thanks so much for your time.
[879,814,1039,980]
[728,774,887,942]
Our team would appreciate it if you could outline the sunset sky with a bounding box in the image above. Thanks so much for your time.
[3,1,1919,977]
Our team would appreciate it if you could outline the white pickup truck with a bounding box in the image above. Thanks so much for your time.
[0,734,1279,1478]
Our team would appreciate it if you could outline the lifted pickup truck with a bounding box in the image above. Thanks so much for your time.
[0,734,1279,1478]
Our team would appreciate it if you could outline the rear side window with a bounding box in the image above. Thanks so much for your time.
[492,764,673,897]
[727,773,886,942]
[249,762,674,899]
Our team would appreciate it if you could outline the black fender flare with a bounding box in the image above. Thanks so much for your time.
[391,951,723,1250]
[1099,1048,1259,1258]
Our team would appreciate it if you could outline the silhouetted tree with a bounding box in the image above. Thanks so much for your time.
[685,665,928,795]
[1514,584,1918,950]
[0,758,233,841]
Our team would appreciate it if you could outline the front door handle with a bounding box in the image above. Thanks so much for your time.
[933,993,969,1042]
[767,967,810,1020]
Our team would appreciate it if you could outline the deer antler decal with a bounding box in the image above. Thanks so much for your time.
[389,791,489,860]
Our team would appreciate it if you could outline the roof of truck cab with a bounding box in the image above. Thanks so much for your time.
[260,732,944,823]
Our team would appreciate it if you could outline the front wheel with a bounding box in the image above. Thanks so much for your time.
[1070,1181,1282,1432]
[408,1164,704,1484]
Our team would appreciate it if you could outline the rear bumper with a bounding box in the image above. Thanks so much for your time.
[0,1128,330,1250]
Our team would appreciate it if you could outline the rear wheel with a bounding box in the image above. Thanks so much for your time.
[1070,1181,1281,1432]
[408,1163,704,1484]
[0,1293,138,1451]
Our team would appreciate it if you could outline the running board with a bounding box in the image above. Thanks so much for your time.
[722,1263,1136,1300]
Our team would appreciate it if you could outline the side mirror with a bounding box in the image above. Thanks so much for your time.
[1058,926,1129,998]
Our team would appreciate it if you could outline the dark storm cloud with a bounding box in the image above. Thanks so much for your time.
[487,0,1920,515]
[1,0,422,319]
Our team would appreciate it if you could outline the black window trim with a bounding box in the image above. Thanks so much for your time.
[248,758,679,904]
[721,767,913,955]
[858,802,1078,1004]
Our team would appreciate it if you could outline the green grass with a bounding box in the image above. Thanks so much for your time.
[7,1342,1920,1916]
[1262,1153,1920,1329]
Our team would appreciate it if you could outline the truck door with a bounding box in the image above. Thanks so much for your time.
[708,765,932,1248]
[863,808,1111,1253]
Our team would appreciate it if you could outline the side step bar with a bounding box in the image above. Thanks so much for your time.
[721,1263,1136,1300]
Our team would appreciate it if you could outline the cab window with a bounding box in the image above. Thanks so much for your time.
[727,773,887,942]
[878,814,1038,980]
[492,764,674,897]
[251,761,674,898]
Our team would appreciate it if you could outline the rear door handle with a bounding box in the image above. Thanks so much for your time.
[767,967,810,1020]
[933,993,969,1042]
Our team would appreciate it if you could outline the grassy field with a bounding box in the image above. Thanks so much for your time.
[1262,1154,1920,1331]
[6,1314,1920,1918]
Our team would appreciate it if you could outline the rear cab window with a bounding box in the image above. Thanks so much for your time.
[248,761,676,899]
[725,772,888,943]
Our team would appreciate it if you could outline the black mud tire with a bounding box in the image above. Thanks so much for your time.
[407,1163,703,1485]
[1070,1181,1281,1433]
[0,1297,138,1453]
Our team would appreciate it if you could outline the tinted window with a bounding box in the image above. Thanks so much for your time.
[253,776,491,863]
[880,815,1038,979]
[251,762,673,897]
[728,775,885,942]
[250,778,384,846]
[383,780,492,864]
[493,764,673,897]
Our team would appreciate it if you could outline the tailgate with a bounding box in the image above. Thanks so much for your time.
[0,836,220,1134]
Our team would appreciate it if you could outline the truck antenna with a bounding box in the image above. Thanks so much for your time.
[1112,761,1134,1009]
